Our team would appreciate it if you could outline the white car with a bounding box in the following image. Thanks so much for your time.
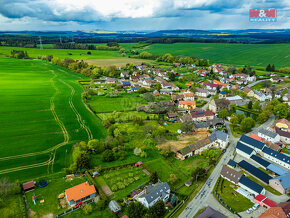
[246,208,253,214]
[252,203,260,210]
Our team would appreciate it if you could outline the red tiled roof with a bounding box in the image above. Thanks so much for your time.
[65,182,96,202]
[23,181,35,190]
[255,194,277,208]
[190,110,215,118]
[250,133,262,141]
[179,101,196,106]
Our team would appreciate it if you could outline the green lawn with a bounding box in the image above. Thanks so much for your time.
[25,175,87,217]
[0,56,106,181]
[216,178,254,212]
[0,46,122,60]
[0,193,25,217]
[88,93,145,113]
[133,43,290,68]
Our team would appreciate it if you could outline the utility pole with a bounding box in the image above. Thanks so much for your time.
[39,36,43,49]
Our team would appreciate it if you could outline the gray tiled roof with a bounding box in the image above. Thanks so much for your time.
[139,182,170,204]
[210,130,228,142]
[259,128,278,139]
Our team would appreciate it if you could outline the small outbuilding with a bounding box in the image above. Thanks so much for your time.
[135,161,143,167]
[92,171,100,178]
[22,181,35,192]
[109,200,121,213]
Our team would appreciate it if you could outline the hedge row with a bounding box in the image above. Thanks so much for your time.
[85,171,108,202]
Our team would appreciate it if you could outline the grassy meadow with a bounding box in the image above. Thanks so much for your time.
[0,56,106,181]
[128,42,290,68]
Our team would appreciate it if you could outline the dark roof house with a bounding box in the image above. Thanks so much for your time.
[238,160,272,184]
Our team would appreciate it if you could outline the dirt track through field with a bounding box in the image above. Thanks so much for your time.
[59,79,93,140]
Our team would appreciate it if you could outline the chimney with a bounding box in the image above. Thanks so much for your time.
[145,187,147,195]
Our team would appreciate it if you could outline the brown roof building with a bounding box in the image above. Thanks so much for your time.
[22,181,35,192]
[221,165,243,184]
[259,201,290,218]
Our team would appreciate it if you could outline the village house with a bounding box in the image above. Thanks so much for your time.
[236,142,256,159]
[167,112,178,122]
[203,82,222,90]
[254,194,277,209]
[230,84,240,90]
[171,94,184,102]
[275,91,282,98]
[183,92,195,101]
[276,119,290,132]
[260,202,290,218]
[220,165,243,185]
[136,182,170,208]
[269,173,290,194]
[209,130,229,149]
[65,182,97,205]
[209,99,230,113]
[218,91,227,99]
[243,86,254,97]
[106,77,119,84]
[253,90,267,101]
[275,127,290,145]
[176,137,212,160]
[262,147,290,170]
[178,101,196,110]
[225,95,243,104]
[239,134,265,153]
[195,88,209,97]
[190,110,215,122]
[120,72,130,78]
[238,175,266,196]
[282,94,290,105]
[270,77,285,83]
[258,128,280,143]
[213,80,227,87]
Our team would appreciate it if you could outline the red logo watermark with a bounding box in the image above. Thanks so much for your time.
[249,9,277,22]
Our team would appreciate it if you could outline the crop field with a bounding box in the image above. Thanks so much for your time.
[85,58,152,67]
[130,42,290,68]
[0,56,106,181]
[88,93,145,113]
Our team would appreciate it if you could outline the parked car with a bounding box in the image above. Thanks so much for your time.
[252,203,260,210]
[246,208,253,214]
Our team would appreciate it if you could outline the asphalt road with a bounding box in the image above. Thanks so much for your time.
[179,122,239,218]
[178,115,275,218]
[248,79,270,88]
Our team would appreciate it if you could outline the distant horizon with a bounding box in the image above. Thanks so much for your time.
[1,28,290,33]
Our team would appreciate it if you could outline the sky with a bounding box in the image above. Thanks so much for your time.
[0,0,289,31]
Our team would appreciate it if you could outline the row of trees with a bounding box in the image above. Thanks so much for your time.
[10,50,29,59]
[266,64,276,72]
[138,52,209,66]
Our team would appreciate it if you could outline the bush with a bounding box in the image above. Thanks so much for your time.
[82,204,93,215]
[102,150,115,162]
[111,185,118,192]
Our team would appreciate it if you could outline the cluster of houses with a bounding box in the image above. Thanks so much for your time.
[234,134,290,195]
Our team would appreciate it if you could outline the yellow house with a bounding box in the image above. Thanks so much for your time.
[178,101,196,110]
[276,118,290,132]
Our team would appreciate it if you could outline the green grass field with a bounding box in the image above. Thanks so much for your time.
[216,178,254,212]
[0,56,106,181]
[131,42,290,68]
[0,46,122,60]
